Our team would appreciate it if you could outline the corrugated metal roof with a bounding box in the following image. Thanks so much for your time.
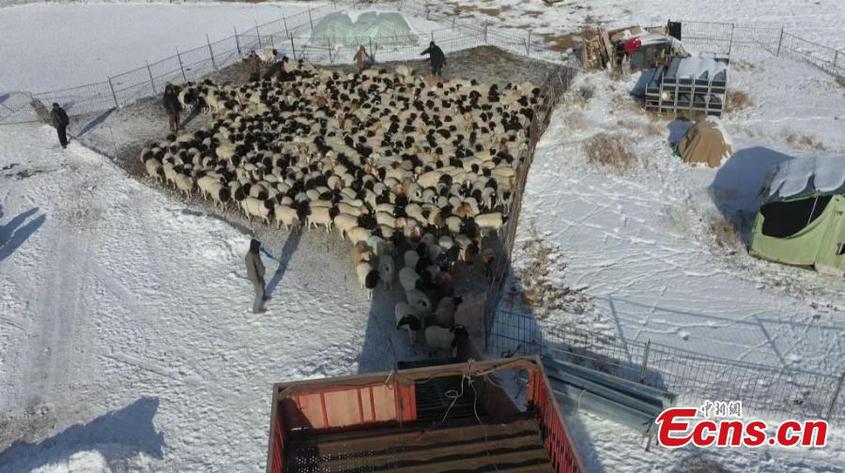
[664,56,728,83]
[763,156,845,203]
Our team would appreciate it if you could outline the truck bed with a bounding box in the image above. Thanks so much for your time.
[285,416,554,473]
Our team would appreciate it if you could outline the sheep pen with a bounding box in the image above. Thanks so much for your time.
[72,46,569,360]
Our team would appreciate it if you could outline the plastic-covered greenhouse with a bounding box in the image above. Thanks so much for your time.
[310,11,419,48]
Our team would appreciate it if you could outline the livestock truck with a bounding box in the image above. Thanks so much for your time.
[266,357,584,472]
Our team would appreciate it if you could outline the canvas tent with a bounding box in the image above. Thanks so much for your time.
[749,156,845,275]
[675,117,733,167]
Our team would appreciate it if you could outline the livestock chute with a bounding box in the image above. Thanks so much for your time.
[750,156,845,275]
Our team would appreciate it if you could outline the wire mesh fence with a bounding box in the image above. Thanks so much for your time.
[489,307,845,421]
[679,20,844,78]
[480,65,577,350]
[0,2,335,123]
[2,1,843,126]
[0,0,575,125]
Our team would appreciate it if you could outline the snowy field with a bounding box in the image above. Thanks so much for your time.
[424,0,845,50]
[0,1,446,95]
[1,0,845,472]
[518,59,845,371]
[0,123,411,471]
[0,1,329,93]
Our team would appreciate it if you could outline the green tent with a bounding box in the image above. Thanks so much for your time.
[750,156,845,276]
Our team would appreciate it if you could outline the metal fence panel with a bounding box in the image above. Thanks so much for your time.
[490,308,845,420]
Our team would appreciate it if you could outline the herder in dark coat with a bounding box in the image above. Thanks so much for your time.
[245,238,268,314]
[420,41,446,77]
[245,50,262,82]
[162,84,182,132]
[50,103,70,149]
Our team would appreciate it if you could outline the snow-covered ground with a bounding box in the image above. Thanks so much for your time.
[2,0,845,472]
[0,1,330,93]
[423,0,845,50]
[0,123,414,471]
[0,1,449,95]
[504,16,845,473]
[519,61,845,371]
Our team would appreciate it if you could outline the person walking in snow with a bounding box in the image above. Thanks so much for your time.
[353,45,371,73]
[245,238,268,314]
[245,50,262,82]
[420,41,446,77]
[162,84,182,132]
[50,103,70,149]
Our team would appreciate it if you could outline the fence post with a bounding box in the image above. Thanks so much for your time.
[107,76,119,109]
[526,30,532,56]
[175,48,187,81]
[145,61,157,95]
[308,7,313,30]
[728,23,734,56]
[327,38,333,64]
[834,50,839,72]
[483,23,488,44]
[777,27,784,56]
[206,34,217,70]
[826,372,845,419]
[234,27,242,55]
[289,34,297,60]
[256,21,263,48]
[639,340,651,383]
[283,16,289,38]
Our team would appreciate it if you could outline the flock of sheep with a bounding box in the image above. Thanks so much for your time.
[139,58,540,357]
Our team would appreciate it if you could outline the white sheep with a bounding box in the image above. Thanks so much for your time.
[375,211,397,229]
[346,226,372,246]
[241,197,271,224]
[404,250,420,269]
[475,212,505,232]
[274,204,300,230]
[355,262,379,300]
[308,207,334,232]
[406,288,432,316]
[399,266,420,292]
[174,174,195,198]
[431,296,463,328]
[338,202,365,217]
[144,159,164,182]
[424,325,468,358]
[351,241,372,266]
[334,213,359,238]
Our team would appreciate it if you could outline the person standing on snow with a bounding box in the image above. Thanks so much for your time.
[245,50,262,82]
[354,45,371,73]
[420,41,446,77]
[162,84,182,132]
[245,238,269,314]
[50,103,70,149]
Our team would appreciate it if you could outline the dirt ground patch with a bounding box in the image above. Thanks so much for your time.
[726,89,752,112]
[541,33,578,53]
[786,133,826,151]
[584,133,637,169]
[450,3,513,18]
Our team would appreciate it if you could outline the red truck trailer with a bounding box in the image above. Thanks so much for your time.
[266,357,584,473]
